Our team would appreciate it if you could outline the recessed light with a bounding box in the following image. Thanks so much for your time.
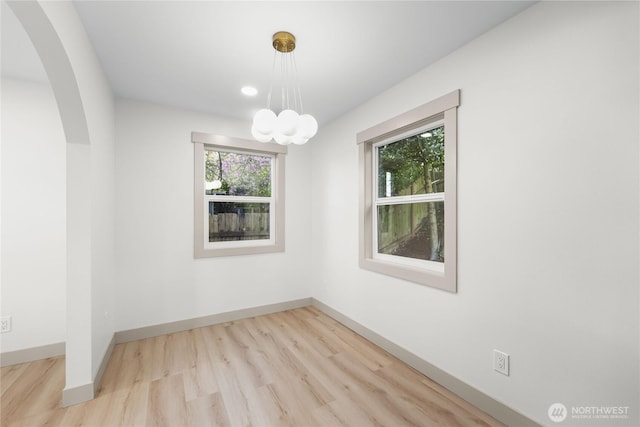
[241,86,258,96]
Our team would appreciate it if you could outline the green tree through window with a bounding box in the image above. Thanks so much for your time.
[205,150,271,197]
[376,125,445,262]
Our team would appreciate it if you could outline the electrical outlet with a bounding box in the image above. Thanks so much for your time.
[1,316,12,333]
[493,349,509,376]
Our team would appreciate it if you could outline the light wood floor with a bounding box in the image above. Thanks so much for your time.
[2,307,504,426]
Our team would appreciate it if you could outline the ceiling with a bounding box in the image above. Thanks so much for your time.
[2,1,534,127]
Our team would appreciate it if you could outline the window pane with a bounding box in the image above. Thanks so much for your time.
[377,125,444,198]
[209,201,270,242]
[377,201,444,262]
[205,150,271,197]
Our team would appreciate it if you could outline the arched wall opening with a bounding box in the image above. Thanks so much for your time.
[6,0,116,406]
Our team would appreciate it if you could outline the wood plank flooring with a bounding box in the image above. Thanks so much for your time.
[1,307,504,426]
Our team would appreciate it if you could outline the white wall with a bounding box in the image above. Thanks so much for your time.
[52,0,117,385]
[71,12,117,384]
[11,0,117,395]
[114,99,312,331]
[1,78,66,352]
[310,2,639,425]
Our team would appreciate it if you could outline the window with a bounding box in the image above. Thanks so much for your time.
[192,132,286,257]
[357,90,459,291]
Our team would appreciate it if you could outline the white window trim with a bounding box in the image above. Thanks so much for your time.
[357,90,459,292]
[192,132,286,258]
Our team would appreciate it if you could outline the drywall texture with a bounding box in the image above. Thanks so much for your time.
[1,78,67,352]
[310,2,639,425]
[114,99,313,332]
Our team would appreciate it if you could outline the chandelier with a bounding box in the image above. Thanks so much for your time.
[251,31,318,145]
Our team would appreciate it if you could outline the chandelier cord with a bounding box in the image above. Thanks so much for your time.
[280,51,286,111]
[267,48,277,111]
[251,31,318,145]
[291,51,304,115]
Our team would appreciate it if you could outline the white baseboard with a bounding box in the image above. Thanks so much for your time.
[1,298,539,425]
[0,342,65,367]
[114,298,313,344]
[60,335,115,407]
[93,334,115,396]
[1,336,114,407]
[0,299,310,367]
[62,382,94,407]
[310,298,540,427]
[61,298,310,406]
